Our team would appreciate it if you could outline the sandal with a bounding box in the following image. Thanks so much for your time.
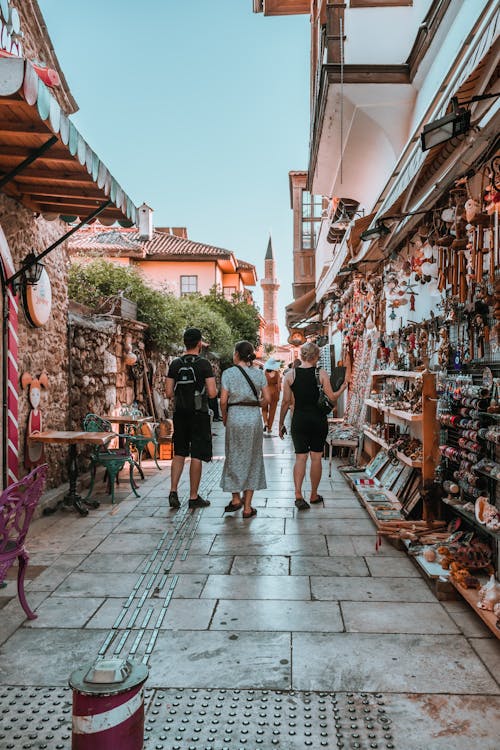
[295,498,310,511]
[310,495,324,504]
[224,502,242,513]
[242,508,257,518]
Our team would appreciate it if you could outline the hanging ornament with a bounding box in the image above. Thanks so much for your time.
[410,293,415,311]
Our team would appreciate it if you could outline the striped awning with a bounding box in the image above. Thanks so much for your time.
[0,57,138,225]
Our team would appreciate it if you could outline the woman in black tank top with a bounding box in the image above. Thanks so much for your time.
[278,342,347,510]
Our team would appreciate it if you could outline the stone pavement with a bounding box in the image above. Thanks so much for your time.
[0,427,499,749]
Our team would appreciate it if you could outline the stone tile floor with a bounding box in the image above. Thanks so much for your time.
[0,428,499,749]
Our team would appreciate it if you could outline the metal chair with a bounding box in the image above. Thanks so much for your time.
[82,414,140,503]
[125,423,162,473]
[0,464,48,620]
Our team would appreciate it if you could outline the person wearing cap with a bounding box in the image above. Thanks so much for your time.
[165,327,217,509]
[261,358,282,435]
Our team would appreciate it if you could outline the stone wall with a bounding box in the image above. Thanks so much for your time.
[0,193,71,488]
[69,306,170,464]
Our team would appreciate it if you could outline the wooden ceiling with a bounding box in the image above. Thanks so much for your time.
[0,73,137,224]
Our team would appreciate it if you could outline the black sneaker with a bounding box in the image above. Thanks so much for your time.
[169,491,180,509]
[189,496,211,508]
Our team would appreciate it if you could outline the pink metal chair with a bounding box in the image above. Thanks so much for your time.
[0,464,48,620]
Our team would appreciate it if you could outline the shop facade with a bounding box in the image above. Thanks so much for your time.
[0,0,140,489]
[256,1,500,633]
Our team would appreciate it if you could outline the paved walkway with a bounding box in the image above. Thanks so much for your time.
[0,428,499,749]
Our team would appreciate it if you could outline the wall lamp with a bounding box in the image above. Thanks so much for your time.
[6,251,45,293]
[420,92,500,152]
[360,221,391,242]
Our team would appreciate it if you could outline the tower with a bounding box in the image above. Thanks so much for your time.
[260,237,280,348]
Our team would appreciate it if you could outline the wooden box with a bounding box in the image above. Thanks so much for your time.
[159,442,173,460]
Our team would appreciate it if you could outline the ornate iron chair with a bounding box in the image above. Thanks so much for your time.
[125,423,162,474]
[0,464,48,620]
[82,414,140,503]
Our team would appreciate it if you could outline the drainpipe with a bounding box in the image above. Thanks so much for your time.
[67,318,73,431]
[2,290,8,488]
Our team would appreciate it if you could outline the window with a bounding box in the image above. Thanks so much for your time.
[180,275,198,295]
[223,287,237,300]
[301,190,322,250]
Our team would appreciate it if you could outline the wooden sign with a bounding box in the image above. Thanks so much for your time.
[22,267,52,327]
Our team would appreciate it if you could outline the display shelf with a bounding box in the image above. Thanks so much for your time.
[403,540,450,580]
[364,399,422,422]
[390,408,423,423]
[362,428,423,468]
[371,370,424,378]
[442,496,500,542]
[355,489,403,529]
[450,577,500,640]
[365,398,389,413]
[478,411,500,420]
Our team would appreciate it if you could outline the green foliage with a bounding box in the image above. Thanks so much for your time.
[68,261,184,353]
[177,294,233,362]
[68,261,252,362]
[205,288,261,347]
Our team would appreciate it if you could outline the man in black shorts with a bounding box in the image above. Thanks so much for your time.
[165,328,217,509]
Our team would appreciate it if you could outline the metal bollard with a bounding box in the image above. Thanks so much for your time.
[69,658,149,750]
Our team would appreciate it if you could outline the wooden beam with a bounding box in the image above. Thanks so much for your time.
[34,196,109,209]
[325,63,410,84]
[0,119,51,135]
[0,146,74,163]
[13,168,95,185]
[18,183,104,200]
[407,0,453,82]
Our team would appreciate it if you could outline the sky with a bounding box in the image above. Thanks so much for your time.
[37,0,311,338]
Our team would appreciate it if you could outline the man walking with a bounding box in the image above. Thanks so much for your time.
[165,327,217,508]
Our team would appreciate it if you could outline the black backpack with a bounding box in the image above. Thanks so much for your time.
[174,356,204,412]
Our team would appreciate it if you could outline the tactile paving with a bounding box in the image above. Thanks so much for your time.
[0,686,395,749]
[143,688,396,750]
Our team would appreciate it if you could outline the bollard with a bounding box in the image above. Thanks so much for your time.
[69,657,149,750]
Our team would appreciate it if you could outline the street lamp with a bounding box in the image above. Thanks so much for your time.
[360,221,391,242]
[8,251,45,293]
[420,93,499,152]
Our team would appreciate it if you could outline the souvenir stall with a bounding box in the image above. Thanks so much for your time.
[341,155,500,636]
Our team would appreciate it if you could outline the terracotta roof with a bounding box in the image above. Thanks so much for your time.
[69,225,257,284]
[236,258,254,270]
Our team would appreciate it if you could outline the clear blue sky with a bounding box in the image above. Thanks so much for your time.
[37,0,310,338]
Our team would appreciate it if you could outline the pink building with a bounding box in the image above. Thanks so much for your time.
[69,210,257,300]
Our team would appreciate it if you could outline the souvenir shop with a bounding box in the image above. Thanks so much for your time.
[326,152,500,637]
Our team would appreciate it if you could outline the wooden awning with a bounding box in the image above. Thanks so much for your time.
[285,288,317,328]
[0,57,138,225]
[347,212,377,258]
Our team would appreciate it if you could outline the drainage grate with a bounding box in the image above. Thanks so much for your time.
[143,688,395,750]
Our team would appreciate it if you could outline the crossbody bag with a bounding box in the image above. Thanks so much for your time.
[227,365,261,407]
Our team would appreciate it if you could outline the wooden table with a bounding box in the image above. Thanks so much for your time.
[102,416,154,452]
[102,416,153,426]
[28,430,115,516]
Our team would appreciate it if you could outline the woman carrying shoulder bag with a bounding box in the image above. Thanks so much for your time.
[220,341,271,518]
[278,341,347,510]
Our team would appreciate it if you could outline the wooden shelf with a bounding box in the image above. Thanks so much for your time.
[365,398,389,412]
[390,408,423,422]
[372,370,424,378]
[450,577,500,640]
[363,428,423,468]
[364,400,423,422]
[403,540,450,580]
[442,496,500,541]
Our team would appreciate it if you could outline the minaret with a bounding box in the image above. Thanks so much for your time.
[260,236,280,348]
